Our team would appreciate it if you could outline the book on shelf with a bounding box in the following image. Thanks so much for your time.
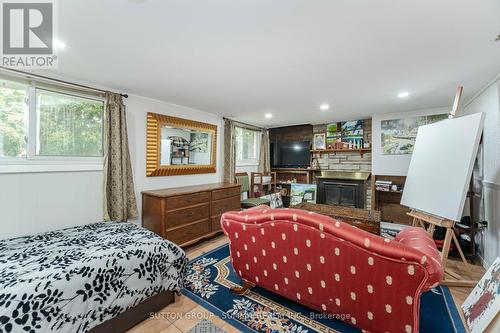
[376,186,391,192]
[375,180,392,185]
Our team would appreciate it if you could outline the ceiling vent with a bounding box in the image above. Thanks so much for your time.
[496,34,500,42]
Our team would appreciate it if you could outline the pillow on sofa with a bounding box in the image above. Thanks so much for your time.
[260,193,283,208]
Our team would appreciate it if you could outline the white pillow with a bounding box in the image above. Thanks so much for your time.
[260,193,283,208]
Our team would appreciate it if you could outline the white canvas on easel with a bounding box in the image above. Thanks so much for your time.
[401,112,485,221]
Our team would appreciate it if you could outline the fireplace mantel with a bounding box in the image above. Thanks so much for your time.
[315,171,371,181]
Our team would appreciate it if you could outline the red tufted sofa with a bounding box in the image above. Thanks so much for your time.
[221,205,443,333]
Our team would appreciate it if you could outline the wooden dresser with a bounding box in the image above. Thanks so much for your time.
[142,183,241,247]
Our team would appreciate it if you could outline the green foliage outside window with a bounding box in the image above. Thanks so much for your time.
[0,78,104,159]
[37,90,103,157]
[0,83,27,157]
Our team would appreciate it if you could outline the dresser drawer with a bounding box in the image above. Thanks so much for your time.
[166,192,210,210]
[166,203,209,228]
[212,186,240,201]
[211,216,223,232]
[212,195,241,217]
[166,220,210,245]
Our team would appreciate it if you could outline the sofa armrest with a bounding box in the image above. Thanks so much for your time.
[395,227,444,289]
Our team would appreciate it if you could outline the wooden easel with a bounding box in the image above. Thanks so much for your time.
[408,210,477,287]
[407,86,477,288]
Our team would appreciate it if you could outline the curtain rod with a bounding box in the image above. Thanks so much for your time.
[223,117,264,130]
[0,67,128,98]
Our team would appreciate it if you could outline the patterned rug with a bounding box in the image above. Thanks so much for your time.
[183,245,466,333]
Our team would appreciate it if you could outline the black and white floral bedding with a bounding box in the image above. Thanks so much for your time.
[0,222,188,333]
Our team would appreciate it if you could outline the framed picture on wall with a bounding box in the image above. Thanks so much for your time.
[380,114,447,155]
[313,133,326,150]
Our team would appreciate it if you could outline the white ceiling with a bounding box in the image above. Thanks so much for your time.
[44,0,500,127]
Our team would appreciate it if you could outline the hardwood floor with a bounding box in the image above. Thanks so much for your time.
[127,234,484,333]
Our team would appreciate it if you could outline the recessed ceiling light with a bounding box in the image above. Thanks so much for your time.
[53,39,66,50]
[398,91,409,98]
[495,34,500,42]
[319,104,330,111]
[264,113,273,119]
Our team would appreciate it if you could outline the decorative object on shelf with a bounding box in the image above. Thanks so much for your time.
[290,183,317,205]
[310,147,371,158]
[312,119,369,157]
[313,132,326,150]
[326,120,365,148]
[341,120,364,148]
[310,156,320,170]
[146,112,217,176]
[381,113,447,155]
[461,257,500,333]
[326,122,341,147]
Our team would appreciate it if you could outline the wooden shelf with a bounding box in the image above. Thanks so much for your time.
[375,189,403,194]
[310,148,371,157]
[372,175,411,225]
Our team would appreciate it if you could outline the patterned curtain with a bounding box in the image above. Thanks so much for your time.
[223,119,237,183]
[258,129,270,173]
[103,92,138,221]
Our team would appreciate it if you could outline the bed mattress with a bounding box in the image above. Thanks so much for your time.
[0,222,187,333]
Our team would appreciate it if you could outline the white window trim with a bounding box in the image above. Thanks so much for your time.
[235,127,261,167]
[0,161,104,174]
[0,79,106,173]
[236,161,259,167]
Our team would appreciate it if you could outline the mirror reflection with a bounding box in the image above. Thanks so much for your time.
[160,126,213,166]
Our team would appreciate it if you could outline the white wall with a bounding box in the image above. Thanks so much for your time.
[372,107,449,176]
[463,78,500,267]
[125,94,224,224]
[0,93,223,239]
[0,171,103,239]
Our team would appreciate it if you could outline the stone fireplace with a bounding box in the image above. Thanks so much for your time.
[316,171,371,209]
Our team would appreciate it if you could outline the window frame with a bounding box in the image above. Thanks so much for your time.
[235,126,261,166]
[0,77,106,173]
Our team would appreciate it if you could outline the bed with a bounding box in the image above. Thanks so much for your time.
[0,222,188,333]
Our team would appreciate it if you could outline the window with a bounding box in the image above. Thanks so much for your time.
[0,80,28,158]
[0,76,104,171]
[36,89,103,157]
[235,127,260,165]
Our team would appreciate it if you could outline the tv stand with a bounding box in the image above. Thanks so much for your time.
[271,168,314,184]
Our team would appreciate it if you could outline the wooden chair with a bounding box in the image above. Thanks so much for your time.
[235,172,270,209]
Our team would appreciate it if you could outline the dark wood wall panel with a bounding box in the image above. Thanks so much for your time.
[269,124,313,143]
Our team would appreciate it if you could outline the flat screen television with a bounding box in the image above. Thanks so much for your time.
[271,141,310,168]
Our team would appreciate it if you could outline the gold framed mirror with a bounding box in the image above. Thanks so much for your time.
[146,112,217,176]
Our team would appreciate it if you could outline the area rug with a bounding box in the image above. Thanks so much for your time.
[183,244,466,333]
